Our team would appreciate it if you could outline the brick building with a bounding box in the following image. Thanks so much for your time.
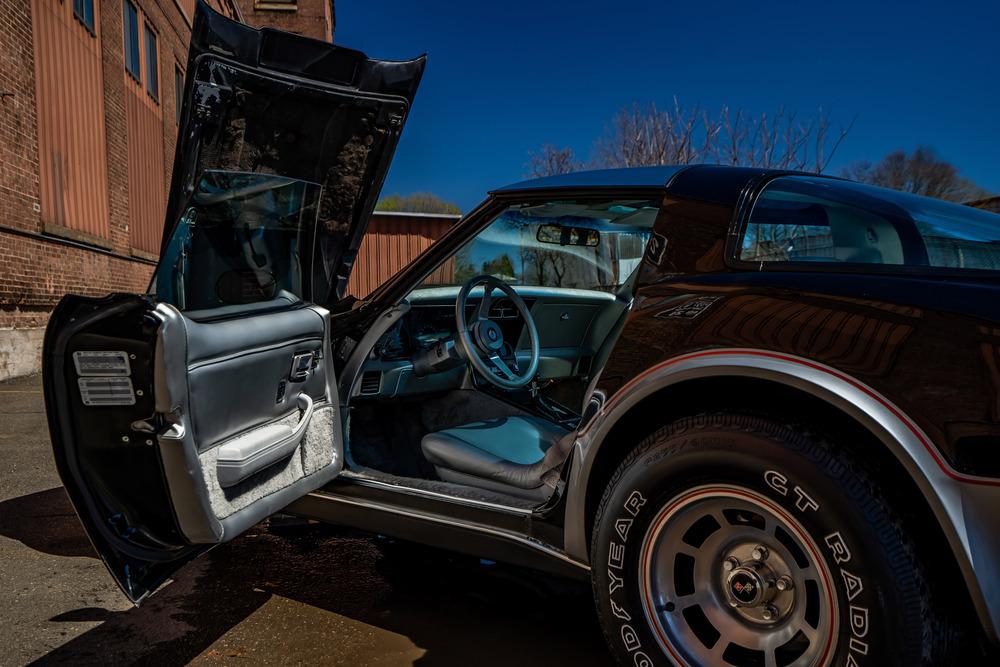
[0,1,336,379]
[234,0,334,41]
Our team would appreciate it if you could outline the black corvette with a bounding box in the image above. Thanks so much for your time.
[43,4,1000,666]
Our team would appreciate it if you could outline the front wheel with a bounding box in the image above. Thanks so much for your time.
[590,413,956,667]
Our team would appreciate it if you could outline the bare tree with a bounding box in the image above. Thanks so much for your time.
[840,147,991,202]
[591,99,853,172]
[528,99,854,177]
[711,106,854,172]
[592,100,707,168]
[526,144,580,178]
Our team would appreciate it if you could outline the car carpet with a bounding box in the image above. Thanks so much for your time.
[199,403,338,519]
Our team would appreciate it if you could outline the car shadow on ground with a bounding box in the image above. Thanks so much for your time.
[0,489,611,666]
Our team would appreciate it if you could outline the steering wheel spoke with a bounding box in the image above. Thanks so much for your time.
[488,354,517,380]
[475,283,495,322]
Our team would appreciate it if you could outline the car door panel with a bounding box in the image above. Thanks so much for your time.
[153,302,342,545]
[178,305,327,450]
[45,294,343,601]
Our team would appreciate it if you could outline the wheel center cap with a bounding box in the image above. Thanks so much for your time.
[726,567,766,607]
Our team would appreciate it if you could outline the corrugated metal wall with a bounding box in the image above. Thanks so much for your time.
[122,2,166,255]
[348,213,459,297]
[124,73,165,254]
[32,0,109,239]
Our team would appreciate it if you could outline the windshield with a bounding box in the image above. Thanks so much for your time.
[417,198,659,293]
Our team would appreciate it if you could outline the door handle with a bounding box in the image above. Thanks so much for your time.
[289,352,316,382]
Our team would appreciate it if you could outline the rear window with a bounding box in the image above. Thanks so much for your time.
[739,175,1000,272]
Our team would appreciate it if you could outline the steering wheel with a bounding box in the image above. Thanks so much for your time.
[454,275,540,389]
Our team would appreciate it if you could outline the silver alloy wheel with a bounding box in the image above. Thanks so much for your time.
[639,485,838,667]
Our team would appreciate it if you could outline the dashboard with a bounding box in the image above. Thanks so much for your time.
[353,285,627,401]
[374,298,530,361]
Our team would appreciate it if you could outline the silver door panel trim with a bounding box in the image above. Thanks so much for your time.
[154,303,224,543]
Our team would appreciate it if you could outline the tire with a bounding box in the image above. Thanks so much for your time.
[590,412,958,667]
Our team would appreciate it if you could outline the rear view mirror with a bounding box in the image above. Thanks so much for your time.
[537,224,600,247]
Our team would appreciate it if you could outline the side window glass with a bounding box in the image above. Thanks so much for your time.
[740,179,905,266]
[152,171,321,316]
[740,175,1000,273]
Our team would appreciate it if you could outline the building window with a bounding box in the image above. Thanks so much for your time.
[73,0,96,34]
[123,1,141,80]
[144,24,159,101]
[175,65,184,123]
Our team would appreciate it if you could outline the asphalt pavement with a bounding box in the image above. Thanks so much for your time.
[0,374,612,666]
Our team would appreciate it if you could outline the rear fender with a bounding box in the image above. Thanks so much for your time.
[564,348,1000,641]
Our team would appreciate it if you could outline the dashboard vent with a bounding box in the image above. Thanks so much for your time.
[359,371,382,395]
[488,300,517,320]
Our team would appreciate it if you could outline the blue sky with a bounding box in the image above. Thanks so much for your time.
[336,0,1000,211]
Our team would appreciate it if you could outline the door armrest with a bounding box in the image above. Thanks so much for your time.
[216,393,314,488]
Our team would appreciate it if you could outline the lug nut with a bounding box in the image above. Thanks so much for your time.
[775,576,794,592]
[723,557,740,572]
[751,545,769,561]
[761,604,779,621]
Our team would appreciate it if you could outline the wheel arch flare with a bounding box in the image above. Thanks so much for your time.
[565,348,1000,641]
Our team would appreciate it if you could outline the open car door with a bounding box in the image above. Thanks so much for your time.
[42,2,424,603]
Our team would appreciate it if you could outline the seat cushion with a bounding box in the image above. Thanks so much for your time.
[421,416,569,492]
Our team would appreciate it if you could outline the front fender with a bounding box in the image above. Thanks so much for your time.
[564,348,1000,641]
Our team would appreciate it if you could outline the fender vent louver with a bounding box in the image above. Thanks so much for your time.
[359,371,382,395]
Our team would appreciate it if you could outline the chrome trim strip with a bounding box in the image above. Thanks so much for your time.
[338,471,535,515]
[305,490,591,572]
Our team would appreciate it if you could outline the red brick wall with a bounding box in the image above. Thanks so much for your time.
[0,234,152,329]
[235,0,334,42]
[0,0,333,377]
[1,0,49,331]
[0,0,40,240]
